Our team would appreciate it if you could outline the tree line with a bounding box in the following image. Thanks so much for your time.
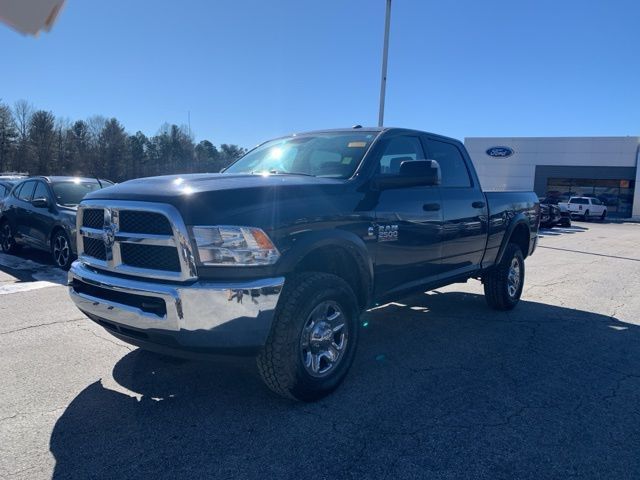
[0,99,247,182]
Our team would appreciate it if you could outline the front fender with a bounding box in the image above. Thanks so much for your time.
[275,228,374,303]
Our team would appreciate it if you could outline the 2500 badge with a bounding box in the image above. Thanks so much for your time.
[370,224,398,242]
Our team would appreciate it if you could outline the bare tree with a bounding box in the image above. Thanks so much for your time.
[13,100,33,141]
[13,100,34,172]
[86,115,107,143]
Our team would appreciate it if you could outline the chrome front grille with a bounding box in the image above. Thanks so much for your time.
[120,243,181,272]
[77,200,197,281]
[119,211,173,235]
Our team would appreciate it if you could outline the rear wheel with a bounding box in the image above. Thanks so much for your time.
[600,210,607,221]
[257,272,359,401]
[583,209,590,221]
[0,221,19,254]
[483,243,525,311]
[51,230,73,270]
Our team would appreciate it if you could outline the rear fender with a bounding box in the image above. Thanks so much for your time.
[495,215,532,264]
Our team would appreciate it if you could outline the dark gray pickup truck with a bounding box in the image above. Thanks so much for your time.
[68,127,539,400]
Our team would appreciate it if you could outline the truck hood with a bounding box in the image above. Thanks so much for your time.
[86,173,343,199]
[83,173,349,226]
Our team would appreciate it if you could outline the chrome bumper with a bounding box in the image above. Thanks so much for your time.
[68,261,284,353]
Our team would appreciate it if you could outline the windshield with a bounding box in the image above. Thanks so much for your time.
[224,132,378,178]
[52,181,108,207]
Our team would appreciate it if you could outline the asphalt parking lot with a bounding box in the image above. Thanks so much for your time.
[1,221,640,479]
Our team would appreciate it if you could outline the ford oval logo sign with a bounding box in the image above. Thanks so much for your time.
[486,146,514,158]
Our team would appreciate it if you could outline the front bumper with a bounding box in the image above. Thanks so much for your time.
[68,261,284,355]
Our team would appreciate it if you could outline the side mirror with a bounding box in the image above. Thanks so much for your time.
[374,159,441,190]
[31,197,49,208]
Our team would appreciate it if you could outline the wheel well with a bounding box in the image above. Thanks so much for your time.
[509,223,530,259]
[50,226,66,247]
[293,246,370,310]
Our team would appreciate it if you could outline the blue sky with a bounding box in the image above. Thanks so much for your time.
[1,0,639,148]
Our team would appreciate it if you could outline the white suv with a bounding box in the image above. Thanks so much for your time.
[562,196,607,221]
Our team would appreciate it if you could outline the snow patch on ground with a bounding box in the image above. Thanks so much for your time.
[0,252,67,287]
[0,281,59,295]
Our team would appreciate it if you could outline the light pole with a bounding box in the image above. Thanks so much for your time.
[378,0,392,127]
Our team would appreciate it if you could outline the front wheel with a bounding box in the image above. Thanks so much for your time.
[600,210,607,221]
[257,272,360,401]
[51,230,74,270]
[483,243,525,311]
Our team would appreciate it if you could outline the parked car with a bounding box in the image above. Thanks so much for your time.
[539,197,571,227]
[68,127,539,401]
[0,176,113,269]
[559,196,607,221]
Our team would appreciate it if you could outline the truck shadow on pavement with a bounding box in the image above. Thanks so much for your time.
[50,292,640,479]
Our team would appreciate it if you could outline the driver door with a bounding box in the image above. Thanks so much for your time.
[371,134,443,299]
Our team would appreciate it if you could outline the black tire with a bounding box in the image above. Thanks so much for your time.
[483,243,525,311]
[583,210,589,221]
[51,230,74,270]
[600,210,606,221]
[0,221,20,254]
[560,217,571,228]
[257,272,360,401]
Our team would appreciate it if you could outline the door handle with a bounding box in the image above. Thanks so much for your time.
[472,201,486,209]
[423,203,441,212]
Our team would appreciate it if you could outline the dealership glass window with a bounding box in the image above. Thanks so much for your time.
[546,178,635,217]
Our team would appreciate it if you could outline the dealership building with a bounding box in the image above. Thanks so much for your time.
[464,136,640,219]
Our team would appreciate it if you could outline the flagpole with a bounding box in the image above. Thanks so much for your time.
[378,0,392,127]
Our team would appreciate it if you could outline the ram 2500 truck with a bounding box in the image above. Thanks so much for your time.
[68,127,539,401]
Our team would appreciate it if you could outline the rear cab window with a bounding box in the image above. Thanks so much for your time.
[423,138,471,188]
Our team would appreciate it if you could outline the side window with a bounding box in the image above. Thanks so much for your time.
[424,139,471,188]
[377,136,424,174]
[12,183,23,199]
[18,181,36,202]
[33,182,50,201]
[591,198,601,206]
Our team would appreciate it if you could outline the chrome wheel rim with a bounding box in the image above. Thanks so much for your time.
[507,257,521,298]
[53,235,70,267]
[0,224,12,251]
[300,300,348,377]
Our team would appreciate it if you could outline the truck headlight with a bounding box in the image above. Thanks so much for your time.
[190,226,280,266]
